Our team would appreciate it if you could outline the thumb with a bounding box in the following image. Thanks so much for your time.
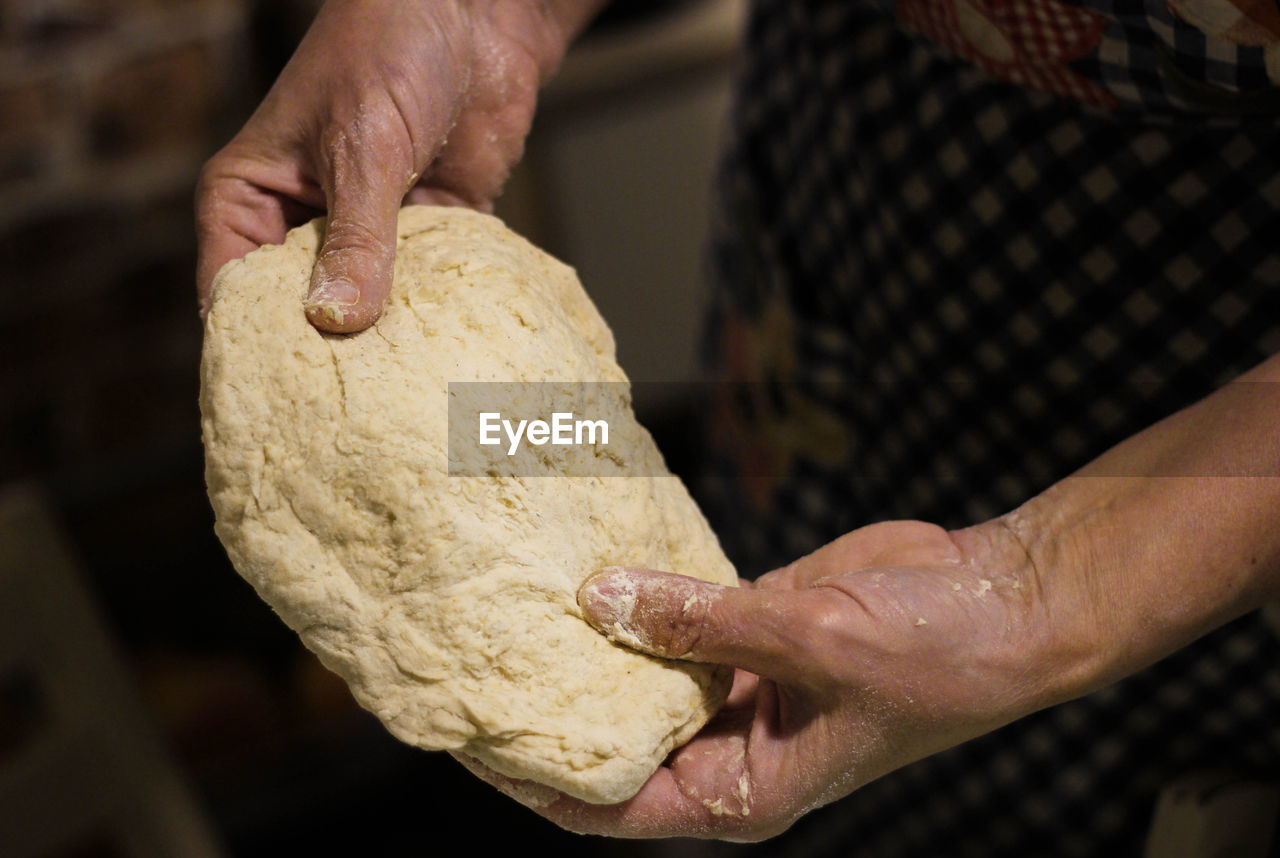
[577,567,830,684]
[304,137,409,333]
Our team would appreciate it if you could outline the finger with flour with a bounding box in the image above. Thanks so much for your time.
[577,567,844,688]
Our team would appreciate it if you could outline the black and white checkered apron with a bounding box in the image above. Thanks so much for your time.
[697,0,1280,854]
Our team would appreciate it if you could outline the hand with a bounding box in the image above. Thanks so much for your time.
[463,358,1280,840]
[464,519,1084,841]
[196,0,600,331]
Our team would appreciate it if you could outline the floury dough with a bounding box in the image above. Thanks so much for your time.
[200,205,738,804]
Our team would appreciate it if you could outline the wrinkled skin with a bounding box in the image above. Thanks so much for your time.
[461,346,1280,838]
[459,518,1076,841]
[196,1,1280,843]
[196,0,600,331]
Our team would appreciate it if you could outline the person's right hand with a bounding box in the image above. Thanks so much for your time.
[457,519,1077,840]
[196,0,601,331]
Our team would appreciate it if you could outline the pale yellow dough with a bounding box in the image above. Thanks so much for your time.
[200,205,737,804]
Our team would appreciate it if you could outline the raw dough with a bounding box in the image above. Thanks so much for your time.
[200,205,737,804]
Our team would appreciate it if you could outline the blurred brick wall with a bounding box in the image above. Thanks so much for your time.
[0,0,343,806]
[0,0,251,484]
[0,0,303,738]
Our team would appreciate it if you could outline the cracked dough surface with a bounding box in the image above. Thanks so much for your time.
[200,205,737,804]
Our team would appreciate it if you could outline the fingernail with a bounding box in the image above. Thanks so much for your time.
[578,567,640,638]
[305,278,360,326]
[306,277,360,307]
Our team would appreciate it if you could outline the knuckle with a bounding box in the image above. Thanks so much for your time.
[657,599,709,659]
[320,215,385,256]
[322,95,413,168]
[643,579,714,659]
[194,160,232,232]
[774,589,852,684]
[807,596,853,649]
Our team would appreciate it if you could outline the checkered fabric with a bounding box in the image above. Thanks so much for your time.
[695,0,1280,854]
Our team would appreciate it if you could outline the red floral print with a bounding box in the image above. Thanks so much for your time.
[898,0,1117,108]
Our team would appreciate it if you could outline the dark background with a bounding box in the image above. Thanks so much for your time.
[0,1,727,855]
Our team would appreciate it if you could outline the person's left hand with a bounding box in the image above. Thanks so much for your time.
[458,518,1103,840]
[195,0,600,331]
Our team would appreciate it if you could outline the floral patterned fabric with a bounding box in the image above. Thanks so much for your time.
[896,0,1280,112]
[899,0,1117,107]
[696,1,1280,854]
